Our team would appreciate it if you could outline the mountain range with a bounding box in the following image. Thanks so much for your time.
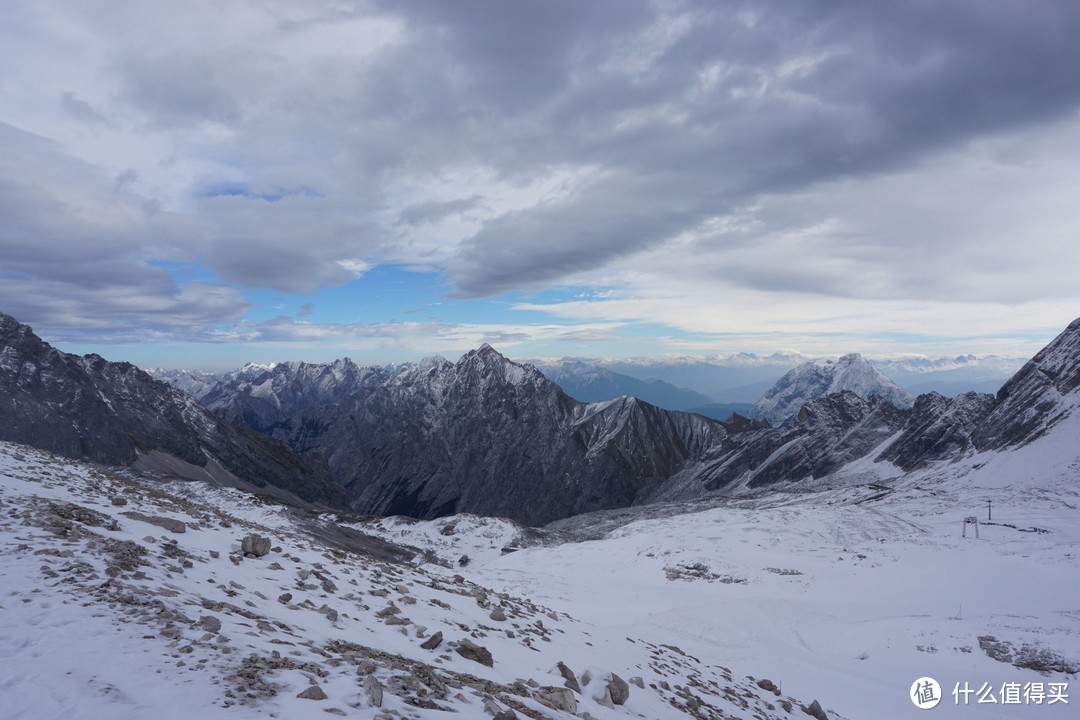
[4,311,1079,527]
[0,313,344,508]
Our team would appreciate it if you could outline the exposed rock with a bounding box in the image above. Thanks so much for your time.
[607,673,630,705]
[241,534,271,557]
[362,674,383,707]
[756,678,781,695]
[0,313,345,508]
[556,661,581,693]
[973,317,1080,449]
[455,639,493,667]
[51,502,118,530]
[196,615,222,633]
[978,635,1080,674]
[802,699,829,720]
[123,511,186,534]
[212,343,726,524]
[420,631,443,650]
[298,685,328,701]
[489,606,506,622]
[535,686,577,713]
[629,676,645,689]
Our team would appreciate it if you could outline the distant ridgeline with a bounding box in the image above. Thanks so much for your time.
[3,311,1079,525]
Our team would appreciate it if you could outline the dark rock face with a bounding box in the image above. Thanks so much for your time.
[0,313,344,507]
[972,317,1080,450]
[694,392,909,491]
[205,345,728,525]
[142,315,1080,521]
[878,391,996,470]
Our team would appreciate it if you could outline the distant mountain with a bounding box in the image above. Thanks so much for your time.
[869,355,1025,396]
[604,352,809,402]
[530,359,712,410]
[139,316,1080,522]
[0,313,344,507]
[187,345,726,525]
[750,353,915,427]
[551,351,1024,402]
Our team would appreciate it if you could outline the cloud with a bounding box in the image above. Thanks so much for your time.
[3,1,1080,355]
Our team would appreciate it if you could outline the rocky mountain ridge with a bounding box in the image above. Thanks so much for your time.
[0,313,344,508]
[750,353,915,427]
[6,312,1080,528]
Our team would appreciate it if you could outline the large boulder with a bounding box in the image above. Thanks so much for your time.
[455,639,493,667]
[535,686,577,714]
[241,534,271,557]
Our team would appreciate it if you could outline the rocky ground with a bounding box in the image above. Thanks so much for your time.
[0,440,841,720]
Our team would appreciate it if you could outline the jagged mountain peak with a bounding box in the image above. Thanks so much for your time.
[0,314,343,507]
[970,316,1080,449]
[751,352,914,427]
[455,344,546,387]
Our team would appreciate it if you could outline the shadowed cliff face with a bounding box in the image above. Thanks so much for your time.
[261,346,729,526]
[172,318,1080,523]
[14,310,1072,525]
[0,313,345,507]
[972,317,1080,450]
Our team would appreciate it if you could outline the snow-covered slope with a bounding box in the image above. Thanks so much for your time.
[750,353,915,427]
[0,439,842,720]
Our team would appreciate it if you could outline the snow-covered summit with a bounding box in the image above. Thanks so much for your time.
[750,353,915,427]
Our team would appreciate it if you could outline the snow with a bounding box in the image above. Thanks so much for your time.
[0,441,817,720]
[751,353,915,426]
[2,389,1078,719]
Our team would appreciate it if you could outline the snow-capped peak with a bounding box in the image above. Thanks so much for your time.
[750,352,914,427]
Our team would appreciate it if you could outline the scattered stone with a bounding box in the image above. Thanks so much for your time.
[323,709,346,716]
[629,676,645,689]
[376,603,400,618]
[757,678,781,695]
[421,631,443,650]
[489,607,506,622]
[977,635,1080,674]
[455,639,493,667]
[802,699,829,720]
[241,534,271,557]
[196,615,222,633]
[51,502,119,530]
[278,593,293,604]
[607,673,630,705]
[298,685,328,701]
[556,661,581,693]
[363,674,383,707]
[123,511,186,534]
[535,686,577,713]
[110,497,127,506]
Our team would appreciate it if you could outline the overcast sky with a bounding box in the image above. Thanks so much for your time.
[2,0,1079,368]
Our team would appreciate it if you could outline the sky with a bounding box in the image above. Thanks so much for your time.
[2,1,1080,369]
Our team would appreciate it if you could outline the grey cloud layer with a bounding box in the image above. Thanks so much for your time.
[2,0,1080,341]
